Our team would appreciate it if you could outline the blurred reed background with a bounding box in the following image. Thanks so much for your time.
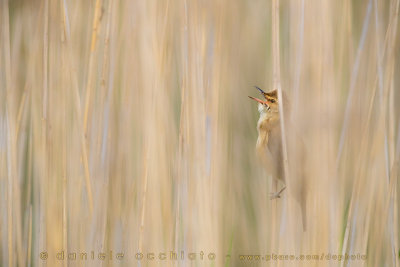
[0,0,399,266]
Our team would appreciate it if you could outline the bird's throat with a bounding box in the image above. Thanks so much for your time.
[257,111,279,132]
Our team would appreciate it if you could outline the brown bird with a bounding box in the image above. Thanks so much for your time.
[249,86,307,231]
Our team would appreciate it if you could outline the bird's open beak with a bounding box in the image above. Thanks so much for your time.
[248,96,268,105]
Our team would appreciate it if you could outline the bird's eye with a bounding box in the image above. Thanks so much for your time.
[270,99,276,103]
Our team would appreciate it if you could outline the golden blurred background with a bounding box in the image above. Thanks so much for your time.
[0,0,399,266]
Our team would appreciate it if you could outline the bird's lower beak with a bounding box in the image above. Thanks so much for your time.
[248,96,268,105]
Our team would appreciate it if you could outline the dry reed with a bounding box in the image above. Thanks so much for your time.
[0,0,399,266]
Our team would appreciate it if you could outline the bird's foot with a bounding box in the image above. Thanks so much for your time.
[269,192,281,200]
[269,186,286,200]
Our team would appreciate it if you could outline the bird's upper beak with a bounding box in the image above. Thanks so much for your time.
[254,86,266,95]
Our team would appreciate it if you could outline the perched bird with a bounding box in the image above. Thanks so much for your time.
[249,86,286,198]
[249,86,307,231]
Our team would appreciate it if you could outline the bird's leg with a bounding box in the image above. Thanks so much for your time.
[268,158,286,200]
[257,146,287,199]
[269,185,286,200]
[256,133,287,200]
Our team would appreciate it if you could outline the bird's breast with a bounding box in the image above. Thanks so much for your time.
[257,112,280,132]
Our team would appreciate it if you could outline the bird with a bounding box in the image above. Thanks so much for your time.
[248,86,286,198]
[249,86,307,231]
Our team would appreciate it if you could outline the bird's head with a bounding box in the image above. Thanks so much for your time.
[248,86,279,114]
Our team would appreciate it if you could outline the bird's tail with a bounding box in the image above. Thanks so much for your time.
[301,197,307,232]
